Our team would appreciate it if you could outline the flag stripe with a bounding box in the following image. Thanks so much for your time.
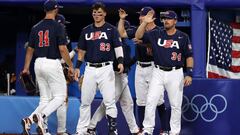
[233,28,240,36]
[231,50,240,58]
[231,22,240,29]
[232,42,240,51]
[208,64,240,79]
[208,72,228,78]
[232,36,240,43]
[230,65,240,73]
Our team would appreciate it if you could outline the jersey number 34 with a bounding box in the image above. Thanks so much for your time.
[38,30,49,47]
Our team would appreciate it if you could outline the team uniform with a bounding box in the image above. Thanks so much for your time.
[23,18,68,134]
[142,29,193,135]
[55,14,73,135]
[126,25,169,132]
[76,22,121,135]
[88,36,139,134]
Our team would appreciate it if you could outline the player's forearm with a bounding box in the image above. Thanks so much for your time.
[24,47,34,70]
[77,49,86,61]
[114,46,124,65]
[75,49,86,69]
[186,57,194,77]
[60,49,76,64]
[135,22,148,39]
[114,46,124,59]
[186,57,194,68]
[118,19,128,38]
[59,46,73,68]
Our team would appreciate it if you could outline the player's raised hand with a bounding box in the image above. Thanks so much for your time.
[74,68,80,81]
[117,63,124,74]
[118,8,128,19]
[143,10,156,23]
[184,76,192,86]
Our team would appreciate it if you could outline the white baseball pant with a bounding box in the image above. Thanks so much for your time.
[56,99,68,133]
[28,58,67,123]
[135,62,163,106]
[143,67,184,135]
[76,63,117,134]
[88,72,139,133]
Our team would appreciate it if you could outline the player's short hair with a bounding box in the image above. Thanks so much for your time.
[92,2,106,12]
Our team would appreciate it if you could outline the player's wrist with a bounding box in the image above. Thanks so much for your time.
[117,57,124,64]
[75,60,83,69]
[186,67,193,77]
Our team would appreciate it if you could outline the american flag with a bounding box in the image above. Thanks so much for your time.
[207,17,240,79]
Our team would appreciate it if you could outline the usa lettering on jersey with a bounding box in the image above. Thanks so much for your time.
[85,31,108,40]
[157,38,179,49]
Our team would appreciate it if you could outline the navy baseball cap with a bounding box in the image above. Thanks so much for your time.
[137,7,155,17]
[44,0,63,12]
[56,14,70,24]
[160,10,177,19]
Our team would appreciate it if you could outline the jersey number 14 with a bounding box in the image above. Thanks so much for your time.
[38,30,49,47]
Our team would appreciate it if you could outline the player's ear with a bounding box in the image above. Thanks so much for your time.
[103,12,107,17]
[54,8,58,15]
[174,19,177,25]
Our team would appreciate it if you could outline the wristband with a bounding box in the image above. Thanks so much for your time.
[76,60,83,68]
[186,67,193,77]
[117,57,124,64]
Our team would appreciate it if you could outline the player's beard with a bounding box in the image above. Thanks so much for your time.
[164,23,175,30]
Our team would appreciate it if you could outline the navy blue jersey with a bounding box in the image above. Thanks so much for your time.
[127,26,160,62]
[78,22,122,63]
[28,19,67,59]
[147,29,193,67]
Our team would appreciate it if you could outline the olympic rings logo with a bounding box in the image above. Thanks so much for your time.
[182,94,227,122]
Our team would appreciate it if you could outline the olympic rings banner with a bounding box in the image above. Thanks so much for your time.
[181,78,240,135]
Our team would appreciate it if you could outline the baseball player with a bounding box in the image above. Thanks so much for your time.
[55,14,73,135]
[135,10,194,135]
[74,2,124,135]
[21,0,74,135]
[86,19,141,135]
[118,8,170,134]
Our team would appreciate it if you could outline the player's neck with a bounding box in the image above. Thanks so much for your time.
[45,13,55,20]
[166,27,177,35]
[146,23,156,31]
[94,20,105,27]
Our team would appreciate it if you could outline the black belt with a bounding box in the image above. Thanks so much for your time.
[87,62,110,68]
[155,65,181,71]
[137,62,152,68]
[38,57,59,60]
